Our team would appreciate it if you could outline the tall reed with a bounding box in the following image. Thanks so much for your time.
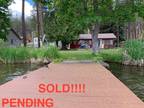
[124,40,144,60]
[0,46,59,64]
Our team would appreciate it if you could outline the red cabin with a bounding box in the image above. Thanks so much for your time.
[70,33,116,49]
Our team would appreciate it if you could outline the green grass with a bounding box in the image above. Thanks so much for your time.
[99,48,123,63]
[0,47,30,63]
[60,50,94,60]
[1,38,143,64]
[0,46,59,64]
[58,48,123,63]
[124,40,144,60]
[0,44,123,64]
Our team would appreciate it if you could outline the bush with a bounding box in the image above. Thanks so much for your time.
[0,47,30,63]
[43,46,60,59]
[0,39,8,47]
[15,48,30,61]
[124,40,144,60]
[99,48,123,63]
[0,46,60,64]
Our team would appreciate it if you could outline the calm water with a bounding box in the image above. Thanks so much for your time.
[0,64,41,85]
[108,63,144,101]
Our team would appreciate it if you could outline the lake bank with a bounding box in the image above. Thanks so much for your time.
[0,47,143,67]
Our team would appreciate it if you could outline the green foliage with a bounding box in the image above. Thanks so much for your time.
[43,12,60,41]
[0,0,12,40]
[114,4,135,24]
[99,48,123,63]
[60,50,96,60]
[0,39,8,47]
[0,47,30,63]
[15,48,30,61]
[44,0,81,45]
[30,46,60,59]
[0,46,60,64]
[59,48,123,63]
[124,40,144,60]
[43,0,144,49]
[0,46,123,64]
[43,46,60,59]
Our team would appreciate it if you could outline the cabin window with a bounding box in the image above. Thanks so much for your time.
[104,40,113,45]
[11,39,14,44]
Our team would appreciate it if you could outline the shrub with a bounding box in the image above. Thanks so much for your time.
[15,48,30,61]
[0,39,9,48]
[124,40,144,60]
[99,48,123,63]
[0,47,15,63]
[0,46,60,64]
[0,47,30,63]
[43,46,60,59]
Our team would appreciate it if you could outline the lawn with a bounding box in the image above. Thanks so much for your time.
[0,46,123,64]
[58,48,123,63]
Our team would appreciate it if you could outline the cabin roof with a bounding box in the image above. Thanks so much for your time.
[10,28,22,40]
[79,33,116,40]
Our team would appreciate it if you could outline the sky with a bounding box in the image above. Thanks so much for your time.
[26,0,34,5]
[9,0,34,17]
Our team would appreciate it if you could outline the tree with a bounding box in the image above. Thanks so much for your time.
[36,2,41,48]
[68,1,144,52]
[10,16,35,39]
[22,0,27,47]
[43,0,144,52]
[0,0,13,40]
[33,0,47,48]
[43,0,83,49]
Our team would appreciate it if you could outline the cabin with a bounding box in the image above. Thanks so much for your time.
[7,28,32,46]
[70,33,116,49]
[7,28,23,46]
[98,33,117,48]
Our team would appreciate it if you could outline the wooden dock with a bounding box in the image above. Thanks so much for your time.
[0,63,143,108]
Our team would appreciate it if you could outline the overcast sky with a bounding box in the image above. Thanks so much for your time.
[9,0,34,17]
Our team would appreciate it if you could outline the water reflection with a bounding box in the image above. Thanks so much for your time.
[109,63,144,101]
[0,64,41,85]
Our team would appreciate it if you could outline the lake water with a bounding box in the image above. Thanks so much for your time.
[108,63,144,101]
[0,64,41,85]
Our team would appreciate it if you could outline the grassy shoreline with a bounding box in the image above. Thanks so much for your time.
[0,47,123,64]
[0,46,59,64]
[59,48,123,63]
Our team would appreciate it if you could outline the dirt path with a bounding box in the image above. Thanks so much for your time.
[0,63,143,108]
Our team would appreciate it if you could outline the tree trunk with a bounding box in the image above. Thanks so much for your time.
[39,3,44,39]
[83,0,88,14]
[91,23,100,54]
[92,0,99,54]
[56,40,59,47]
[116,25,120,47]
[36,2,41,48]
[61,41,68,50]
[22,0,27,47]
